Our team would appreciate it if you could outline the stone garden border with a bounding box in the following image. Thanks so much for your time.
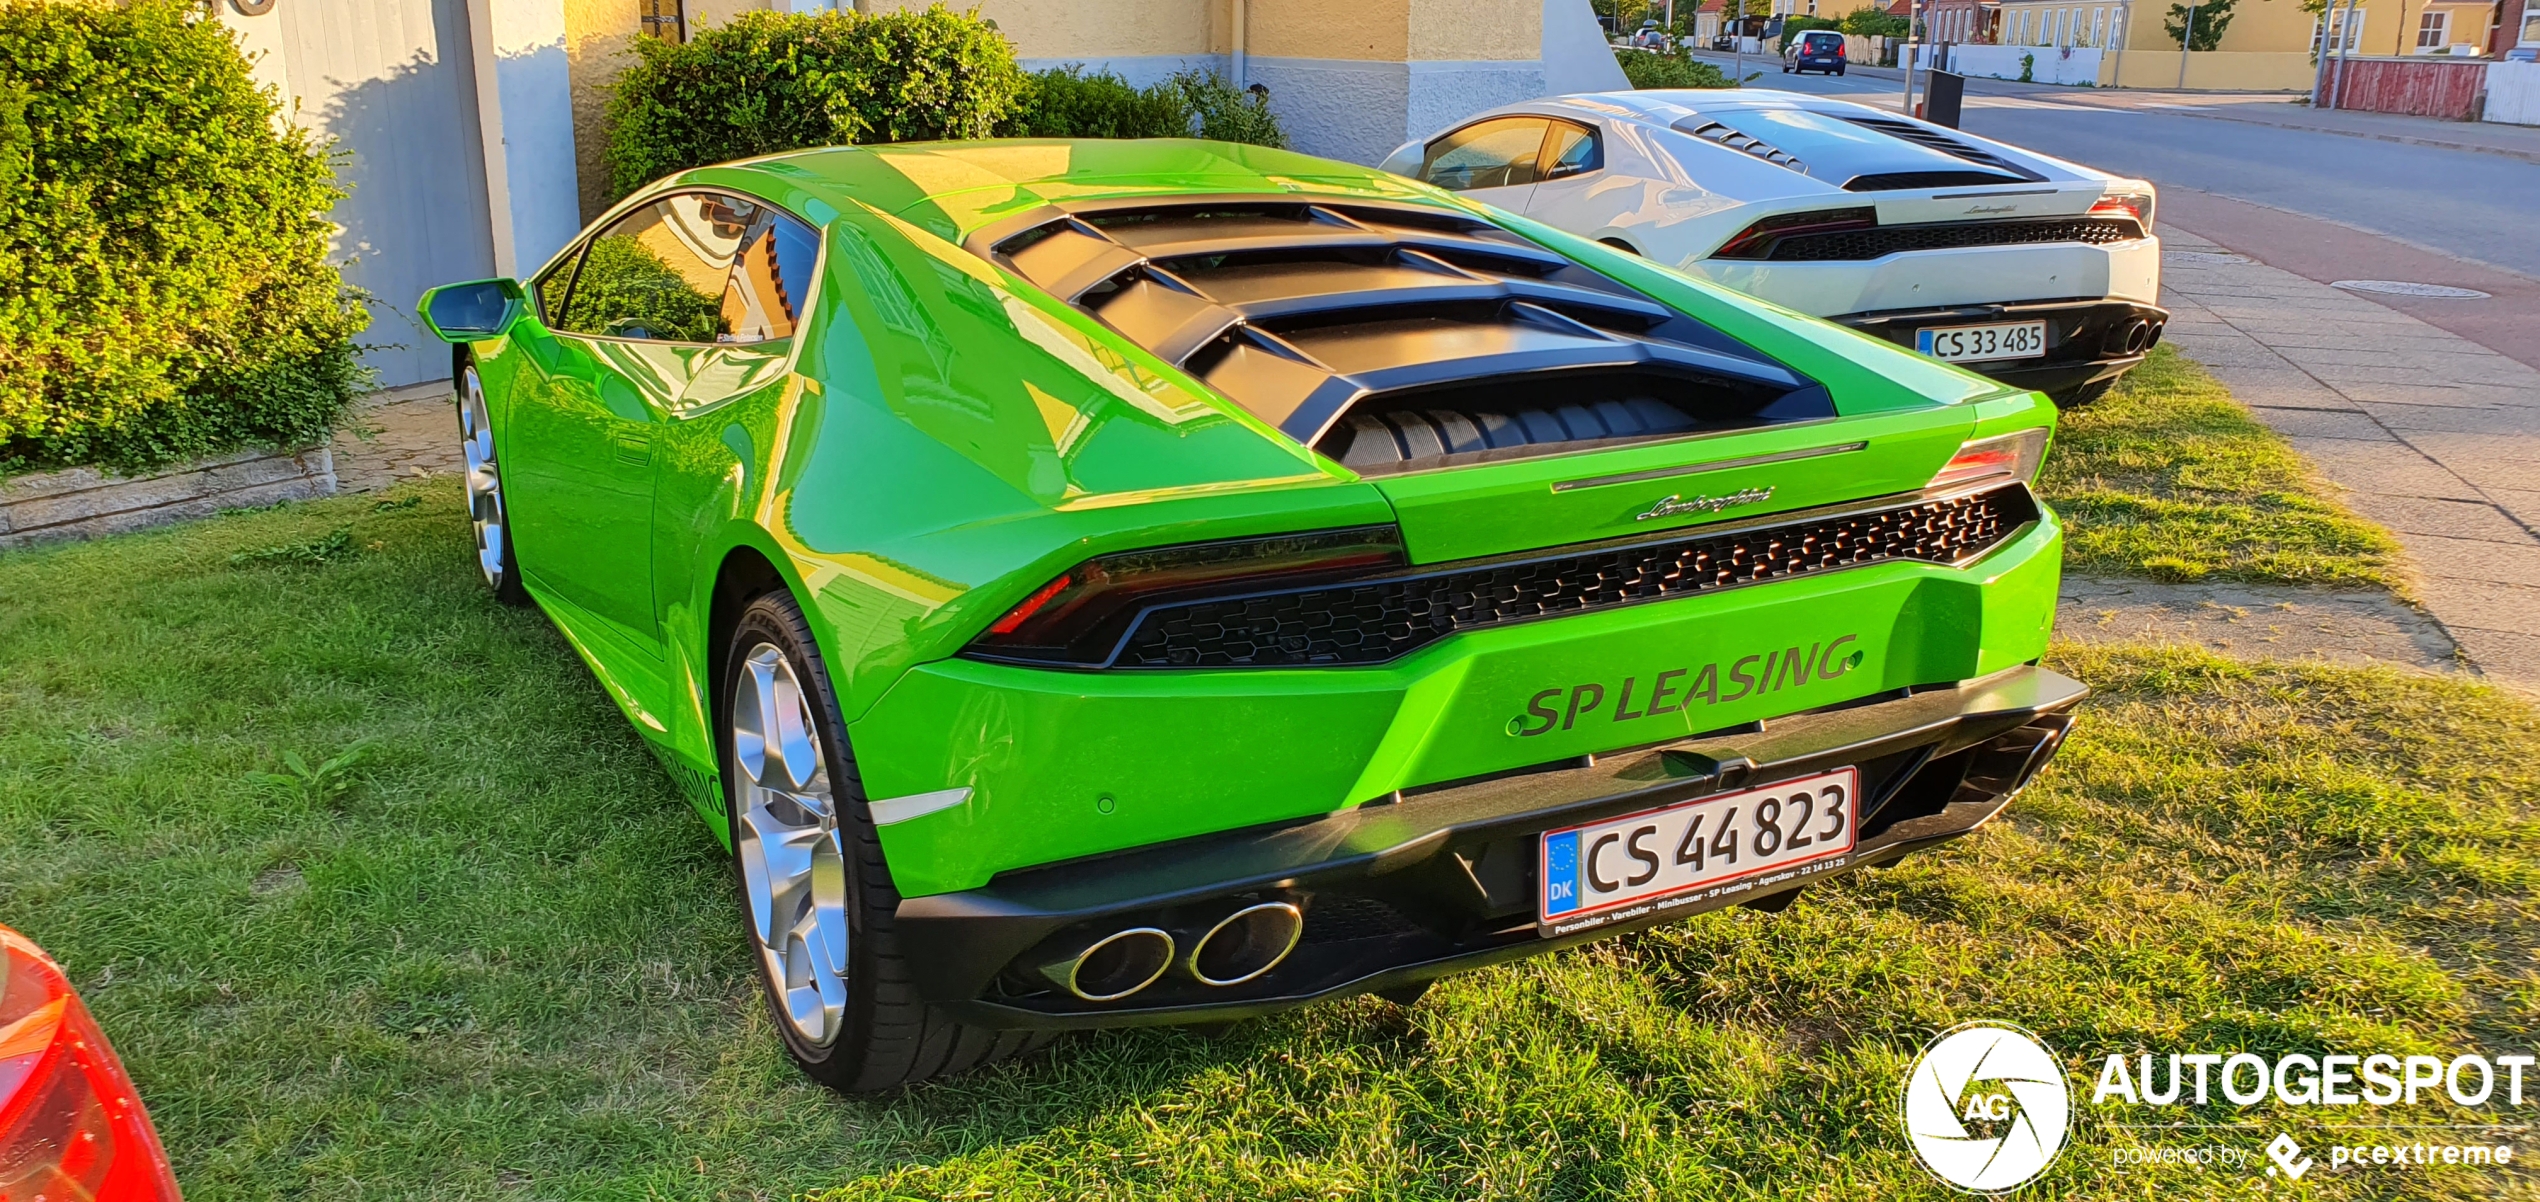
[0,446,336,550]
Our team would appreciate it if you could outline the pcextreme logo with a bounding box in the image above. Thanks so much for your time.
[1902,1022,2073,1193]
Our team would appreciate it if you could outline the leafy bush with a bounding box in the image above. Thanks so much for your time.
[1170,70,1286,147]
[1615,49,1738,88]
[1841,7,1911,37]
[1007,66,1189,138]
[0,0,368,475]
[605,6,1029,199]
[1776,14,1842,48]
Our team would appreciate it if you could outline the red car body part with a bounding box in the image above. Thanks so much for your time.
[0,925,182,1201]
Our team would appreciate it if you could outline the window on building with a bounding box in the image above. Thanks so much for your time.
[641,0,684,42]
[2091,6,2106,44]
[2319,8,2366,52]
[2414,9,2449,48]
[2523,0,2540,45]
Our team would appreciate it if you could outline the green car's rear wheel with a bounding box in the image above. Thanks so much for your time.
[456,360,529,606]
[720,591,1052,1091]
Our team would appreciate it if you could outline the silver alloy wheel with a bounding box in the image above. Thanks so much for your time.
[732,642,851,1046]
[458,368,509,588]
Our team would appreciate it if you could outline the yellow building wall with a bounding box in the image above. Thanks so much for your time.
[862,0,1227,58]
[1993,0,2500,67]
[564,0,642,222]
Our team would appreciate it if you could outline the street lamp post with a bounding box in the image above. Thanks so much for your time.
[2176,0,2199,85]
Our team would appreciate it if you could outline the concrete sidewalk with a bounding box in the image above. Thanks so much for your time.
[1679,49,2540,164]
[2155,226,2540,688]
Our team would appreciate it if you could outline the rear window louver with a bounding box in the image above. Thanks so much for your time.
[1671,119,1809,174]
[1837,116,2046,183]
[970,199,1831,473]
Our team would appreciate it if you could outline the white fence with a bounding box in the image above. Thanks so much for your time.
[2487,60,2540,125]
[1946,43,2106,85]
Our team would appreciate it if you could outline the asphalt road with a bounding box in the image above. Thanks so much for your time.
[1681,52,2540,365]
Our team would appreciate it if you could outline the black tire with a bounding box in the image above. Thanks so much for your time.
[455,358,531,607]
[1598,237,1642,256]
[2053,379,2117,410]
[720,591,1053,1092]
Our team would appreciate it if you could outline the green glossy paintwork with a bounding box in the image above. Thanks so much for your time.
[420,138,2065,897]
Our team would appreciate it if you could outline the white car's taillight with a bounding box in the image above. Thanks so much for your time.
[2089,188,2155,232]
[1930,428,2050,490]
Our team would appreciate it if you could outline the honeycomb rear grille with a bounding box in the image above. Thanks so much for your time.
[1755,217,2141,262]
[1115,484,2037,668]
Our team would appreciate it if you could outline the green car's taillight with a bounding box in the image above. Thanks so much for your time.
[966,526,1408,668]
[1928,427,2049,490]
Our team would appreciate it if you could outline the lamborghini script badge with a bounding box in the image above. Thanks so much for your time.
[1636,485,1774,521]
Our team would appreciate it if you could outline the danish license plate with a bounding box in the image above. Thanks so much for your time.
[1539,768,1858,934]
[1917,320,2047,362]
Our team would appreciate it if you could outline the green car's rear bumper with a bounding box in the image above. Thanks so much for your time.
[896,661,2085,1029]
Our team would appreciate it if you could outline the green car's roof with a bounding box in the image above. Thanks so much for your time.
[684,138,1448,243]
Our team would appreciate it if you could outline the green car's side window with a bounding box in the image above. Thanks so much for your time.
[532,250,579,327]
[720,210,820,344]
[556,192,752,343]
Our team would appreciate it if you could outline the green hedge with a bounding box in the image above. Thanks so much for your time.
[605,6,1029,200]
[1008,66,1189,138]
[606,11,1284,203]
[1776,15,1842,48]
[1615,49,1738,88]
[0,0,368,476]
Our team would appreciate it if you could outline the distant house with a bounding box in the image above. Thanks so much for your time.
[210,0,1621,390]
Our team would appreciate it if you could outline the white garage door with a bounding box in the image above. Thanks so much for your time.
[222,0,499,389]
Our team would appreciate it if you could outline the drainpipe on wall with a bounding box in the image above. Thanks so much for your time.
[1233,0,1248,88]
[2110,1,2129,84]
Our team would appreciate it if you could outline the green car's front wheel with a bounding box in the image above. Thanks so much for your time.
[456,361,529,606]
[721,591,1050,1091]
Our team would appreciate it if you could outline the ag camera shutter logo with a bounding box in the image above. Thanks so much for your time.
[1902,1022,2072,1192]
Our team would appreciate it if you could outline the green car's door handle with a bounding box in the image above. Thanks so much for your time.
[611,429,652,466]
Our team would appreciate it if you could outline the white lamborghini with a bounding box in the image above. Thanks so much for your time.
[1382,89,2165,406]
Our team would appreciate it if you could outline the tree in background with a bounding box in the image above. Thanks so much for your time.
[2165,0,2238,49]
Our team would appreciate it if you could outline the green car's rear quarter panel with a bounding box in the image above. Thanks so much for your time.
[453,139,2069,912]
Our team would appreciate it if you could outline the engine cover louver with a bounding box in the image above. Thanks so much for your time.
[968,198,1832,473]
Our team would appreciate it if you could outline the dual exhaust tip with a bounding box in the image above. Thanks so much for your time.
[1037,901,1305,1003]
[2104,317,2163,356]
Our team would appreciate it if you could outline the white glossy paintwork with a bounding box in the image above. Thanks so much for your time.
[1388,88,2162,321]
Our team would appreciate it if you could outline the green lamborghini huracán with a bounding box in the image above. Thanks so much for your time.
[418,138,2082,1092]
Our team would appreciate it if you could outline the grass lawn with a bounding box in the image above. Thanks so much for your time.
[2038,346,2406,591]
[4,484,2532,1200]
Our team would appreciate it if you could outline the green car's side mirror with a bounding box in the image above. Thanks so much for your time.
[418,278,526,342]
